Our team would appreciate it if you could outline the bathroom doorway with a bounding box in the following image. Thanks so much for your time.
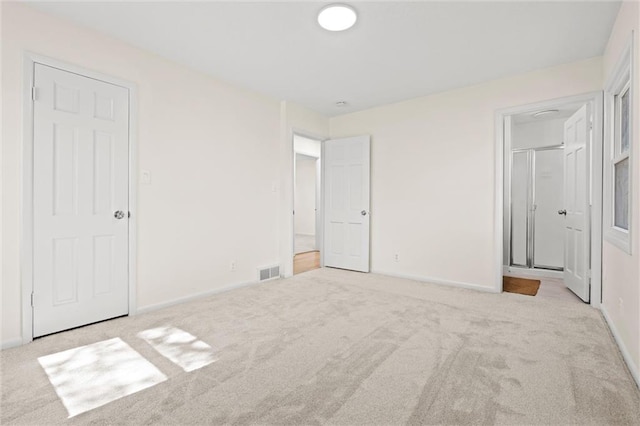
[501,95,603,303]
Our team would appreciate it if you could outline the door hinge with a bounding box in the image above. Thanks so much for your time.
[30,292,34,307]
[31,87,37,101]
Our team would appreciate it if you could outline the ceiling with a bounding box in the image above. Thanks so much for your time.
[25,1,621,117]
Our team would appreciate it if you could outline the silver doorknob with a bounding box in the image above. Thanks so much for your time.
[361,210,367,216]
[558,209,567,216]
[114,210,125,219]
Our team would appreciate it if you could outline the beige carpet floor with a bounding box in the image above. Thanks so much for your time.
[1,268,639,425]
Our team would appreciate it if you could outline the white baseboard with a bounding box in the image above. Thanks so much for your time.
[1,338,24,350]
[2,279,267,350]
[371,270,499,294]
[503,265,564,279]
[601,305,640,389]
[136,279,263,315]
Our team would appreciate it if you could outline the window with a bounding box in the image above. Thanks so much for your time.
[604,36,633,253]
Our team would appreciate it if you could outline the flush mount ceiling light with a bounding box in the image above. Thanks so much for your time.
[532,109,560,118]
[318,4,357,31]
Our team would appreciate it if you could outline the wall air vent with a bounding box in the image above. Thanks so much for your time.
[258,265,280,281]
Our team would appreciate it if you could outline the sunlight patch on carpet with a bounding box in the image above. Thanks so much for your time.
[37,337,167,418]
[137,326,217,372]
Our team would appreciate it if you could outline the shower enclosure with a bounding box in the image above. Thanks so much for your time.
[509,146,565,270]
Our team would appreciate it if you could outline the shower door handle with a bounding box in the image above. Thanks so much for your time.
[558,209,567,216]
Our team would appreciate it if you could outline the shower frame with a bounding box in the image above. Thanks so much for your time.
[508,145,564,271]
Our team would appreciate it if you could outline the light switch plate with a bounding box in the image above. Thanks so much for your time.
[140,170,151,184]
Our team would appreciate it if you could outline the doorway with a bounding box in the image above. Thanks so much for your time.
[293,135,321,274]
[498,92,604,305]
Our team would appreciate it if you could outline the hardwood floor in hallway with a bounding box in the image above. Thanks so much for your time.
[294,251,320,275]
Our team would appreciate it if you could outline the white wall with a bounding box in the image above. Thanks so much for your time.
[1,3,281,346]
[512,117,567,149]
[601,0,640,382]
[294,155,317,236]
[330,57,603,291]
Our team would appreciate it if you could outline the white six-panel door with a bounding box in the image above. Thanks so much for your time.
[323,136,371,272]
[33,64,130,337]
[563,104,590,302]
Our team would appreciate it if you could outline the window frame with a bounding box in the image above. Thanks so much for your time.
[604,34,634,253]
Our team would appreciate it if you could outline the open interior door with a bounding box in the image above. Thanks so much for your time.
[563,104,590,302]
[323,135,370,272]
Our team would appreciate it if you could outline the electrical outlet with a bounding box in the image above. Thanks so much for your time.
[394,253,399,262]
[230,261,236,272]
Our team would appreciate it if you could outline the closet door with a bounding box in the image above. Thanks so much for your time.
[32,63,130,337]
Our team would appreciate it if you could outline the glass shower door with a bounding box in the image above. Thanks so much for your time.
[509,147,564,270]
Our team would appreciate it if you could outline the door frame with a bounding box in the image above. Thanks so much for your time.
[508,145,565,271]
[495,91,604,307]
[290,131,325,276]
[21,53,138,344]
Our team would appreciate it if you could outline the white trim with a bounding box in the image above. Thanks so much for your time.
[591,92,605,307]
[502,265,564,279]
[21,53,138,344]
[320,139,326,269]
[494,111,505,293]
[21,55,35,345]
[136,279,263,315]
[601,305,640,389]
[603,33,634,254]
[495,91,604,308]
[128,78,139,316]
[1,339,24,351]
[502,115,512,268]
[371,270,500,294]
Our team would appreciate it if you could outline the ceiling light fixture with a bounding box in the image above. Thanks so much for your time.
[336,101,348,107]
[532,109,560,118]
[318,4,357,32]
